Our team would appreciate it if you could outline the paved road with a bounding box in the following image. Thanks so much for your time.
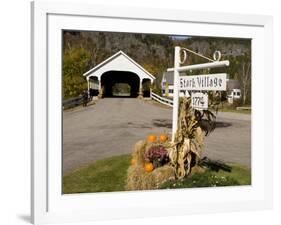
[63,98,251,173]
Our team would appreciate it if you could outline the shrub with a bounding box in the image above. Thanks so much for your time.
[144,145,169,168]
[63,47,91,99]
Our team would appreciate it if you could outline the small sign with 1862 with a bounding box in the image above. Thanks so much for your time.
[191,92,208,110]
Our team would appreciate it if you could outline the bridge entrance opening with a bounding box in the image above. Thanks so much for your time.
[112,83,131,97]
[101,71,140,97]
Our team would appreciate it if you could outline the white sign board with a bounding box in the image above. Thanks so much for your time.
[191,92,208,110]
[179,73,227,91]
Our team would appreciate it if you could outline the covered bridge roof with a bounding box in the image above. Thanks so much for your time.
[83,50,156,81]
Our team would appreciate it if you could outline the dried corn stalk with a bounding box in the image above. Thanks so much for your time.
[166,97,215,179]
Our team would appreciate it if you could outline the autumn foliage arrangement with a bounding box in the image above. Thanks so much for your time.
[126,97,217,191]
[126,133,175,190]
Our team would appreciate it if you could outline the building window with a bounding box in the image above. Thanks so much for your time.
[162,89,165,94]
[169,89,173,93]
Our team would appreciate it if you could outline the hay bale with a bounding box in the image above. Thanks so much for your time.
[126,165,146,190]
[127,139,176,191]
[151,165,176,189]
[131,140,147,166]
[126,164,175,191]
[127,138,207,191]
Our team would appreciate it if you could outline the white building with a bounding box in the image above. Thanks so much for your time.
[161,71,189,98]
[226,79,241,104]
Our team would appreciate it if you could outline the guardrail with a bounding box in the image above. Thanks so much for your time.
[151,92,173,107]
[63,96,84,109]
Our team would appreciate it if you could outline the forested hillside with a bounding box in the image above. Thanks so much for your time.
[63,31,251,104]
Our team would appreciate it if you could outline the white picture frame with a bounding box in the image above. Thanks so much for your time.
[31,1,273,224]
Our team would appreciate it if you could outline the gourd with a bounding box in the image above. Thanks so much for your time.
[131,158,136,166]
[147,135,157,142]
[144,162,154,172]
[159,134,168,143]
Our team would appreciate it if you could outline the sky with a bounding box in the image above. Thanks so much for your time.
[169,35,192,40]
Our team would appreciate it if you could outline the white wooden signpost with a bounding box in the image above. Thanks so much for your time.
[169,46,230,141]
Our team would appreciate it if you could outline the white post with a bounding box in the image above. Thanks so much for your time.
[150,79,153,98]
[138,79,143,98]
[172,46,181,142]
[86,77,90,98]
[98,77,102,98]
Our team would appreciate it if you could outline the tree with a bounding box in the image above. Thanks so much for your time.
[240,54,251,105]
[230,54,251,105]
[63,47,91,98]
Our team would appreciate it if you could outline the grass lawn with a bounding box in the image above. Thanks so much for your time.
[63,155,131,194]
[63,154,251,194]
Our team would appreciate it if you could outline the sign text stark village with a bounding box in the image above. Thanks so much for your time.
[179,73,227,91]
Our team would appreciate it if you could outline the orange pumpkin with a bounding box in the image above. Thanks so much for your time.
[131,158,136,166]
[147,134,157,142]
[159,134,168,143]
[144,162,154,172]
